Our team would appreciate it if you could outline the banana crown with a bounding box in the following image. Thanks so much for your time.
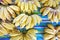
[44,24,60,40]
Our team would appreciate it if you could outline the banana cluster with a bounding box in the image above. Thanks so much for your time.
[15,0,41,14]
[44,24,60,40]
[9,28,38,40]
[0,5,20,21]
[40,7,60,23]
[0,0,15,5]
[13,13,42,29]
[39,0,60,7]
[0,22,15,36]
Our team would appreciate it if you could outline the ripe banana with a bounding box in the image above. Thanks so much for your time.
[15,0,41,14]
[13,13,42,29]
[44,24,60,40]
[0,5,20,21]
[0,0,14,5]
[9,28,38,40]
[40,0,60,7]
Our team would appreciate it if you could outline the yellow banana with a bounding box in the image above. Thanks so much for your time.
[4,7,11,21]
[26,16,32,29]
[21,2,25,12]
[43,8,51,16]
[25,3,28,12]
[13,14,25,23]
[17,1,21,7]
[32,15,37,25]
[20,15,28,24]
[48,12,53,19]
[34,0,41,7]
[2,22,15,30]
[5,0,12,4]
[0,7,6,21]
[28,1,33,12]
[9,5,20,12]
[0,25,8,35]
[7,7,16,18]
[15,21,20,26]
[35,15,42,25]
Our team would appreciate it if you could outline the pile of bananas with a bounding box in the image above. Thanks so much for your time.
[15,0,41,14]
[10,28,38,40]
[44,24,60,40]
[0,22,38,40]
[13,13,42,29]
[0,22,15,36]
[0,0,15,5]
[0,0,60,40]
[39,0,60,7]
[0,5,20,21]
[40,7,60,23]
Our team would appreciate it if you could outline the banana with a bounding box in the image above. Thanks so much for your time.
[25,3,28,12]
[21,2,25,12]
[53,1,56,7]
[17,1,21,7]
[31,15,37,25]
[28,1,33,12]
[41,0,47,3]
[2,22,15,30]
[9,5,20,12]
[44,34,54,40]
[0,25,8,35]
[20,15,28,24]
[13,14,25,23]
[15,21,20,26]
[7,7,16,18]
[5,0,12,4]
[43,8,51,16]
[26,16,32,29]
[48,12,53,19]
[20,15,28,28]
[2,0,8,5]
[35,15,42,25]
[0,7,6,21]
[3,7,11,21]
[34,0,41,7]
[32,4,37,11]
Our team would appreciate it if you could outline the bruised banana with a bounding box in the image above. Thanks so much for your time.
[0,5,20,21]
[13,13,42,29]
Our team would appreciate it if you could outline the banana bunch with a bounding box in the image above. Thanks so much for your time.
[44,24,60,40]
[9,28,38,40]
[13,13,42,29]
[15,0,41,14]
[0,22,15,36]
[0,5,20,21]
[0,0,15,5]
[40,7,60,23]
[39,0,60,7]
